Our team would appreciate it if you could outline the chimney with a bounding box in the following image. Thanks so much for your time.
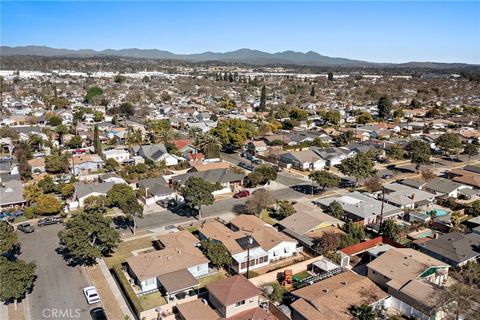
[323,288,329,293]
[341,281,348,285]
[410,194,415,200]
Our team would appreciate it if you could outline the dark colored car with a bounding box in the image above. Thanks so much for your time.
[381,174,394,179]
[90,307,107,320]
[17,223,34,233]
[233,190,251,198]
[339,179,356,188]
[37,216,64,227]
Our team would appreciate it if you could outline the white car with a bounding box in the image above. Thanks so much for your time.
[83,286,100,304]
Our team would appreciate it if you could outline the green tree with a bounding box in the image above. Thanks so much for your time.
[377,96,392,119]
[431,281,480,320]
[45,154,70,174]
[85,86,103,103]
[309,170,340,192]
[327,200,344,219]
[380,219,401,241]
[61,183,75,198]
[210,119,258,150]
[336,152,375,185]
[276,200,296,218]
[406,139,431,171]
[58,211,120,265]
[328,72,334,81]
[342,221,366,246]
[83,195,108,214]
[247,165,277,187]
[350,304,375,320]
[314,231,342,254]
[356,112,373,124]
[48,115,62,126]
[38,175,56,193]
[93,124,102,156]
[106,184,143,234]
[323,110,341,125]
[310,85,315,97]
[119,102,134,119]
[34,194,62,215]
[104,158,119,172]
[386,144,405,160]
[0,222,18,256]
[334,130,354,147]
[23,184,41,205]
[289,108,309,121]
[393,108,404,119]
[436,133,462,159]
[259,85,267,111]
[67,135,83,149]
[0,257,36,309]
[180,177,221,219]
[463,143,479,164]
[195,132,223,159]
[465,200,480,217]
[200,239,232,268]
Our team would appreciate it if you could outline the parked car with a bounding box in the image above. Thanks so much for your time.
[37,216,64,227]
[252,158,263,164]
[17,223,34,233]
[83,286,100,304]
[90,307,107,320]
[339,179,356,188]
[233,190,251,198]
[381,174,394,179]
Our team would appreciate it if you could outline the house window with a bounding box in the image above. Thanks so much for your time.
[144,278,156,286]
[241,262,247,269]
[197,265,201,271]
[235,300,245,307]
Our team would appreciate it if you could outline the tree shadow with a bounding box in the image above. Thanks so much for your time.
[233,203,249,214]
[55,246,96,267]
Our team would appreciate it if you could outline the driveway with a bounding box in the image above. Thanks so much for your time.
[18,224,98,320]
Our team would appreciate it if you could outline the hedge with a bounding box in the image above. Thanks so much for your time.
[111,264,143,317]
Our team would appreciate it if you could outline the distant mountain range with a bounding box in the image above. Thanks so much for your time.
[0,45,475,69]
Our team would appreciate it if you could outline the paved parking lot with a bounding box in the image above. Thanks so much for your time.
[18,224,98,320]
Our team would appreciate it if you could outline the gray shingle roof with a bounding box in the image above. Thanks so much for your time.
[172,169,245,185]
[419,232,480,266]
[0,180,25,206]
[74,182,115,199]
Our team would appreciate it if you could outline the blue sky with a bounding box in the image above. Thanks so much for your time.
[1,1,479,64]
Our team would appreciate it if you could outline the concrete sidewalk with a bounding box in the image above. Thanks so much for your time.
[88,259,135,320]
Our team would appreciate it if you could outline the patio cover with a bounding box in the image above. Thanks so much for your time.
[313,258,339,272]
[157,268,199,294]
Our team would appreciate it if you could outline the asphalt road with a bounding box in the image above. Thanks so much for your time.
[18,224,97,320]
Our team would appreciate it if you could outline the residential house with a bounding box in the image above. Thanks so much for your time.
[315,191,403,225]
[419,232,480,267]
[423,178,472,199]
[198,220,270,274]
[311,147,353,167]
[173,139,203,161]
[137,177,177,205]
[277,201,344,247]
[367,248,449,319]
[0,180,26,208]
[73,182,115,207]
[125,230,209,296]
[102,149,130,163]
[383,183,436,209]
[449,167,480,189]
[189,161,231,172]
[290,271,388,320]
[176,299,220,320]
[245,140,268,155]
[206,275,274,320]
[27,157,46,174]
[171,169,245,195]
[280,150,326,171]
[230,215,299,262]
[72,154,105,175]
[134,144,184,166]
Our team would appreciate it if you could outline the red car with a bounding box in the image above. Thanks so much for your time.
[233,190,251,198]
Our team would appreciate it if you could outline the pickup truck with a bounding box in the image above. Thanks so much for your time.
[37,216,64,227]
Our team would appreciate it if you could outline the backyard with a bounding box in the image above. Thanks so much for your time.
[104,236,154,268]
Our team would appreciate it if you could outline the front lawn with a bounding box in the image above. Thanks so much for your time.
[104,237,154,268]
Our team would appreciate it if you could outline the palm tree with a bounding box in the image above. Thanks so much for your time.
[195,132,223,159]
[188,127,202,141]
[154,127,177,145]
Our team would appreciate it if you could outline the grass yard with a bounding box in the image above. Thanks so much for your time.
[293,271,311,280]
[261,210,277,225]
[139,292,167,310]
[104,236,154,268]
[198,270,227,287]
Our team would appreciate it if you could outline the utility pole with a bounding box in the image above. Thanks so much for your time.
[379,187,385,232]
[246,236,253,279]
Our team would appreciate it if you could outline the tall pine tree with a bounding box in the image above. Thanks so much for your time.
[94,124,102,156]
[259,85,267,111]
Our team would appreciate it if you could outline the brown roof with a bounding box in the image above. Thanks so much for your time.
[366,248,448,290]
[190,161,231,172]
[291,271,387,320]
[230,215,296,251]
[227,306,276,320]
[198,220,246,255]
[157,268,199,293]
[452,174,480,188]
[176,299,220,320]
[126,230,208,281]
[206,275,261,306]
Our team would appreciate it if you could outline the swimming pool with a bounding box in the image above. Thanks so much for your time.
[426,208,449,217]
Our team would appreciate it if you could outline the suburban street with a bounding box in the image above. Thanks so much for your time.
[18,224,97,320]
